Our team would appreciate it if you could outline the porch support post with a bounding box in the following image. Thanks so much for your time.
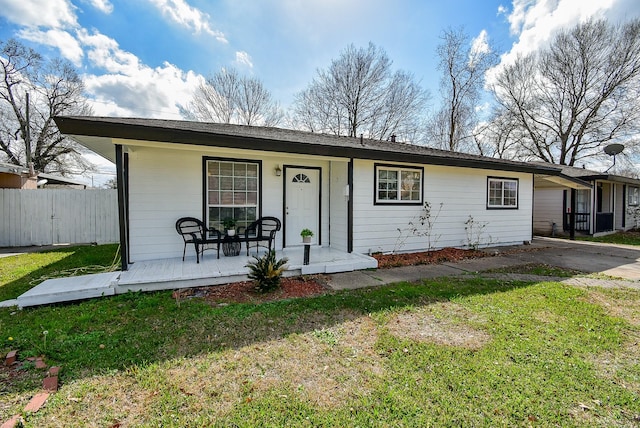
[569,188,576,240]
[115,144,129,271]
[347,158,353,253]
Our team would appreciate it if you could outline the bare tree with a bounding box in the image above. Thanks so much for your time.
[0,39,93,175]
[291,43,429,142]
[182,68,283,126]
[490,19,640,166]
[427,28,498,152]
[474,108,525,159]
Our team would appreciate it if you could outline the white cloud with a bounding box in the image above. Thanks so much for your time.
[17,28,84,65]
[471,30,491,55]
[488,0,632,84]
[78,29,142,75]
[497,4,508,16]
[234,51,253,68]
[0,0,77,28]
[76,30,201,119]
[88,0,113,14]
[147,0,227,42]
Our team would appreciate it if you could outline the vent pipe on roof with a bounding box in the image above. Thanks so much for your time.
[360,133,364,146]
[390,134,396,143]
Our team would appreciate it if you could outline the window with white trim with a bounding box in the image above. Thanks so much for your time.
[629,186,639,206]
[375,164,423,204]
[487,177,518,209]
[205,159,259,231]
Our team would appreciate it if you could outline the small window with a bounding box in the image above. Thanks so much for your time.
[375,164,423,204]
[629,186,639,206]
[487,177,518,209]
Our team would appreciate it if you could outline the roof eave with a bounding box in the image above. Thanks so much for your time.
[54,116,559,175]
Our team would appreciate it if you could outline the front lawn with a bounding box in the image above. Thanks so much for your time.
[1,246,639,426]
[577,229,640,246]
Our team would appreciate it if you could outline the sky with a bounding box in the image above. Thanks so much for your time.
[1,0,639,185]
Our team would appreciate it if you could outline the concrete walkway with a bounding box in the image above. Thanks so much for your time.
[324,237,640,291]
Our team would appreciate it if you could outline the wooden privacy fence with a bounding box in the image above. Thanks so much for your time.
[0,189,118,247]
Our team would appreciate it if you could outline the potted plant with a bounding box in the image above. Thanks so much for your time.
[300,228,314,243]
[223,218,237,236]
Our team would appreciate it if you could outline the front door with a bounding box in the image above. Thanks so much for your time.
[285,167,320,246]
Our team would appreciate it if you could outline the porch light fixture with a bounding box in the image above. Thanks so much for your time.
[275,165,282,176]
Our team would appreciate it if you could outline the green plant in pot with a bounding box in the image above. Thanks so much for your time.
[300,228,314,243]
[223,218,237,236]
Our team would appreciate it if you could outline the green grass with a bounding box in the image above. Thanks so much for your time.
[576,230,640,246]
[1,246,640,426]
[486,263,583,277]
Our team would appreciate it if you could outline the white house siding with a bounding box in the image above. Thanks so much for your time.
[124,142,334,262]
[351,160,533,254]
[329,160,349,252]
[533,188,565,235]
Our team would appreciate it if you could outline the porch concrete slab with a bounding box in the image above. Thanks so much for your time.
[16,272,119,308]
[0,299,18,308]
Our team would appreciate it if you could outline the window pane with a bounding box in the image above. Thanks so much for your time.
[220,162,233,176]
[220,176,233,190]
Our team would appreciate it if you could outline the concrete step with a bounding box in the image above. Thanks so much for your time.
[17,272,120,308]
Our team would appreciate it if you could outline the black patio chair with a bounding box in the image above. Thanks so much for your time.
[243,216,281,256]
[175,217,222,263]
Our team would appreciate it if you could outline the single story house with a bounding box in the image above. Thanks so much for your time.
[54,116,584,271]
[534,164,640,236]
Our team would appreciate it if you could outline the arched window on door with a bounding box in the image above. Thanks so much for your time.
[292,173,311,183]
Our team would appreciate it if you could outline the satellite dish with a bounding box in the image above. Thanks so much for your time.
[604,143,624,156]
[604,143,624,173]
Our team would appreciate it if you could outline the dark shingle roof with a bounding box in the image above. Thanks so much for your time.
[54,116,563,175]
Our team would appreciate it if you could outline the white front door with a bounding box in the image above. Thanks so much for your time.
[285,167,320,246]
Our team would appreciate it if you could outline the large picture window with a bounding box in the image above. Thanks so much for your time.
[375,164,423,204]
[487,177,518,209]
[205,159,260,231]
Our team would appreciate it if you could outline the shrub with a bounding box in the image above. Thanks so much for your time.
[245,250,289,292]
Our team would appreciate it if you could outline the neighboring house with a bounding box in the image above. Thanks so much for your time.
[0,161,88,189]
[0,162,38,189]
[54,116,580,271]
[533,164,640,236]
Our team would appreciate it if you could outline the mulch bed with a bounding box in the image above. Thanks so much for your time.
[173,276,329,305]
[372,247,487,268]
[174,247,488,305]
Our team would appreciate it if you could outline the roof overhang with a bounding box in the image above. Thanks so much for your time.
[54,116,568,176]
[534,174,592,190]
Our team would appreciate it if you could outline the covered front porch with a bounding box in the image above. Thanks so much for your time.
[15,246,377,308]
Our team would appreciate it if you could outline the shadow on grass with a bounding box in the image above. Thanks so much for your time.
[0,244,119,302]
[0,272,536,396]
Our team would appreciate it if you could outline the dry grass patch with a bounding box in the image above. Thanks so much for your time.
[27,373,147,427]
[27,311,383,426]
[583,289,640,326]
[156,311,382,412]
[386,302,491,350]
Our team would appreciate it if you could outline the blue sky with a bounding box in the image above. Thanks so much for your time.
[1,0,639,184]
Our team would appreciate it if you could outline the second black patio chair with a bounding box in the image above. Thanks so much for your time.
[243,216,281,256]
